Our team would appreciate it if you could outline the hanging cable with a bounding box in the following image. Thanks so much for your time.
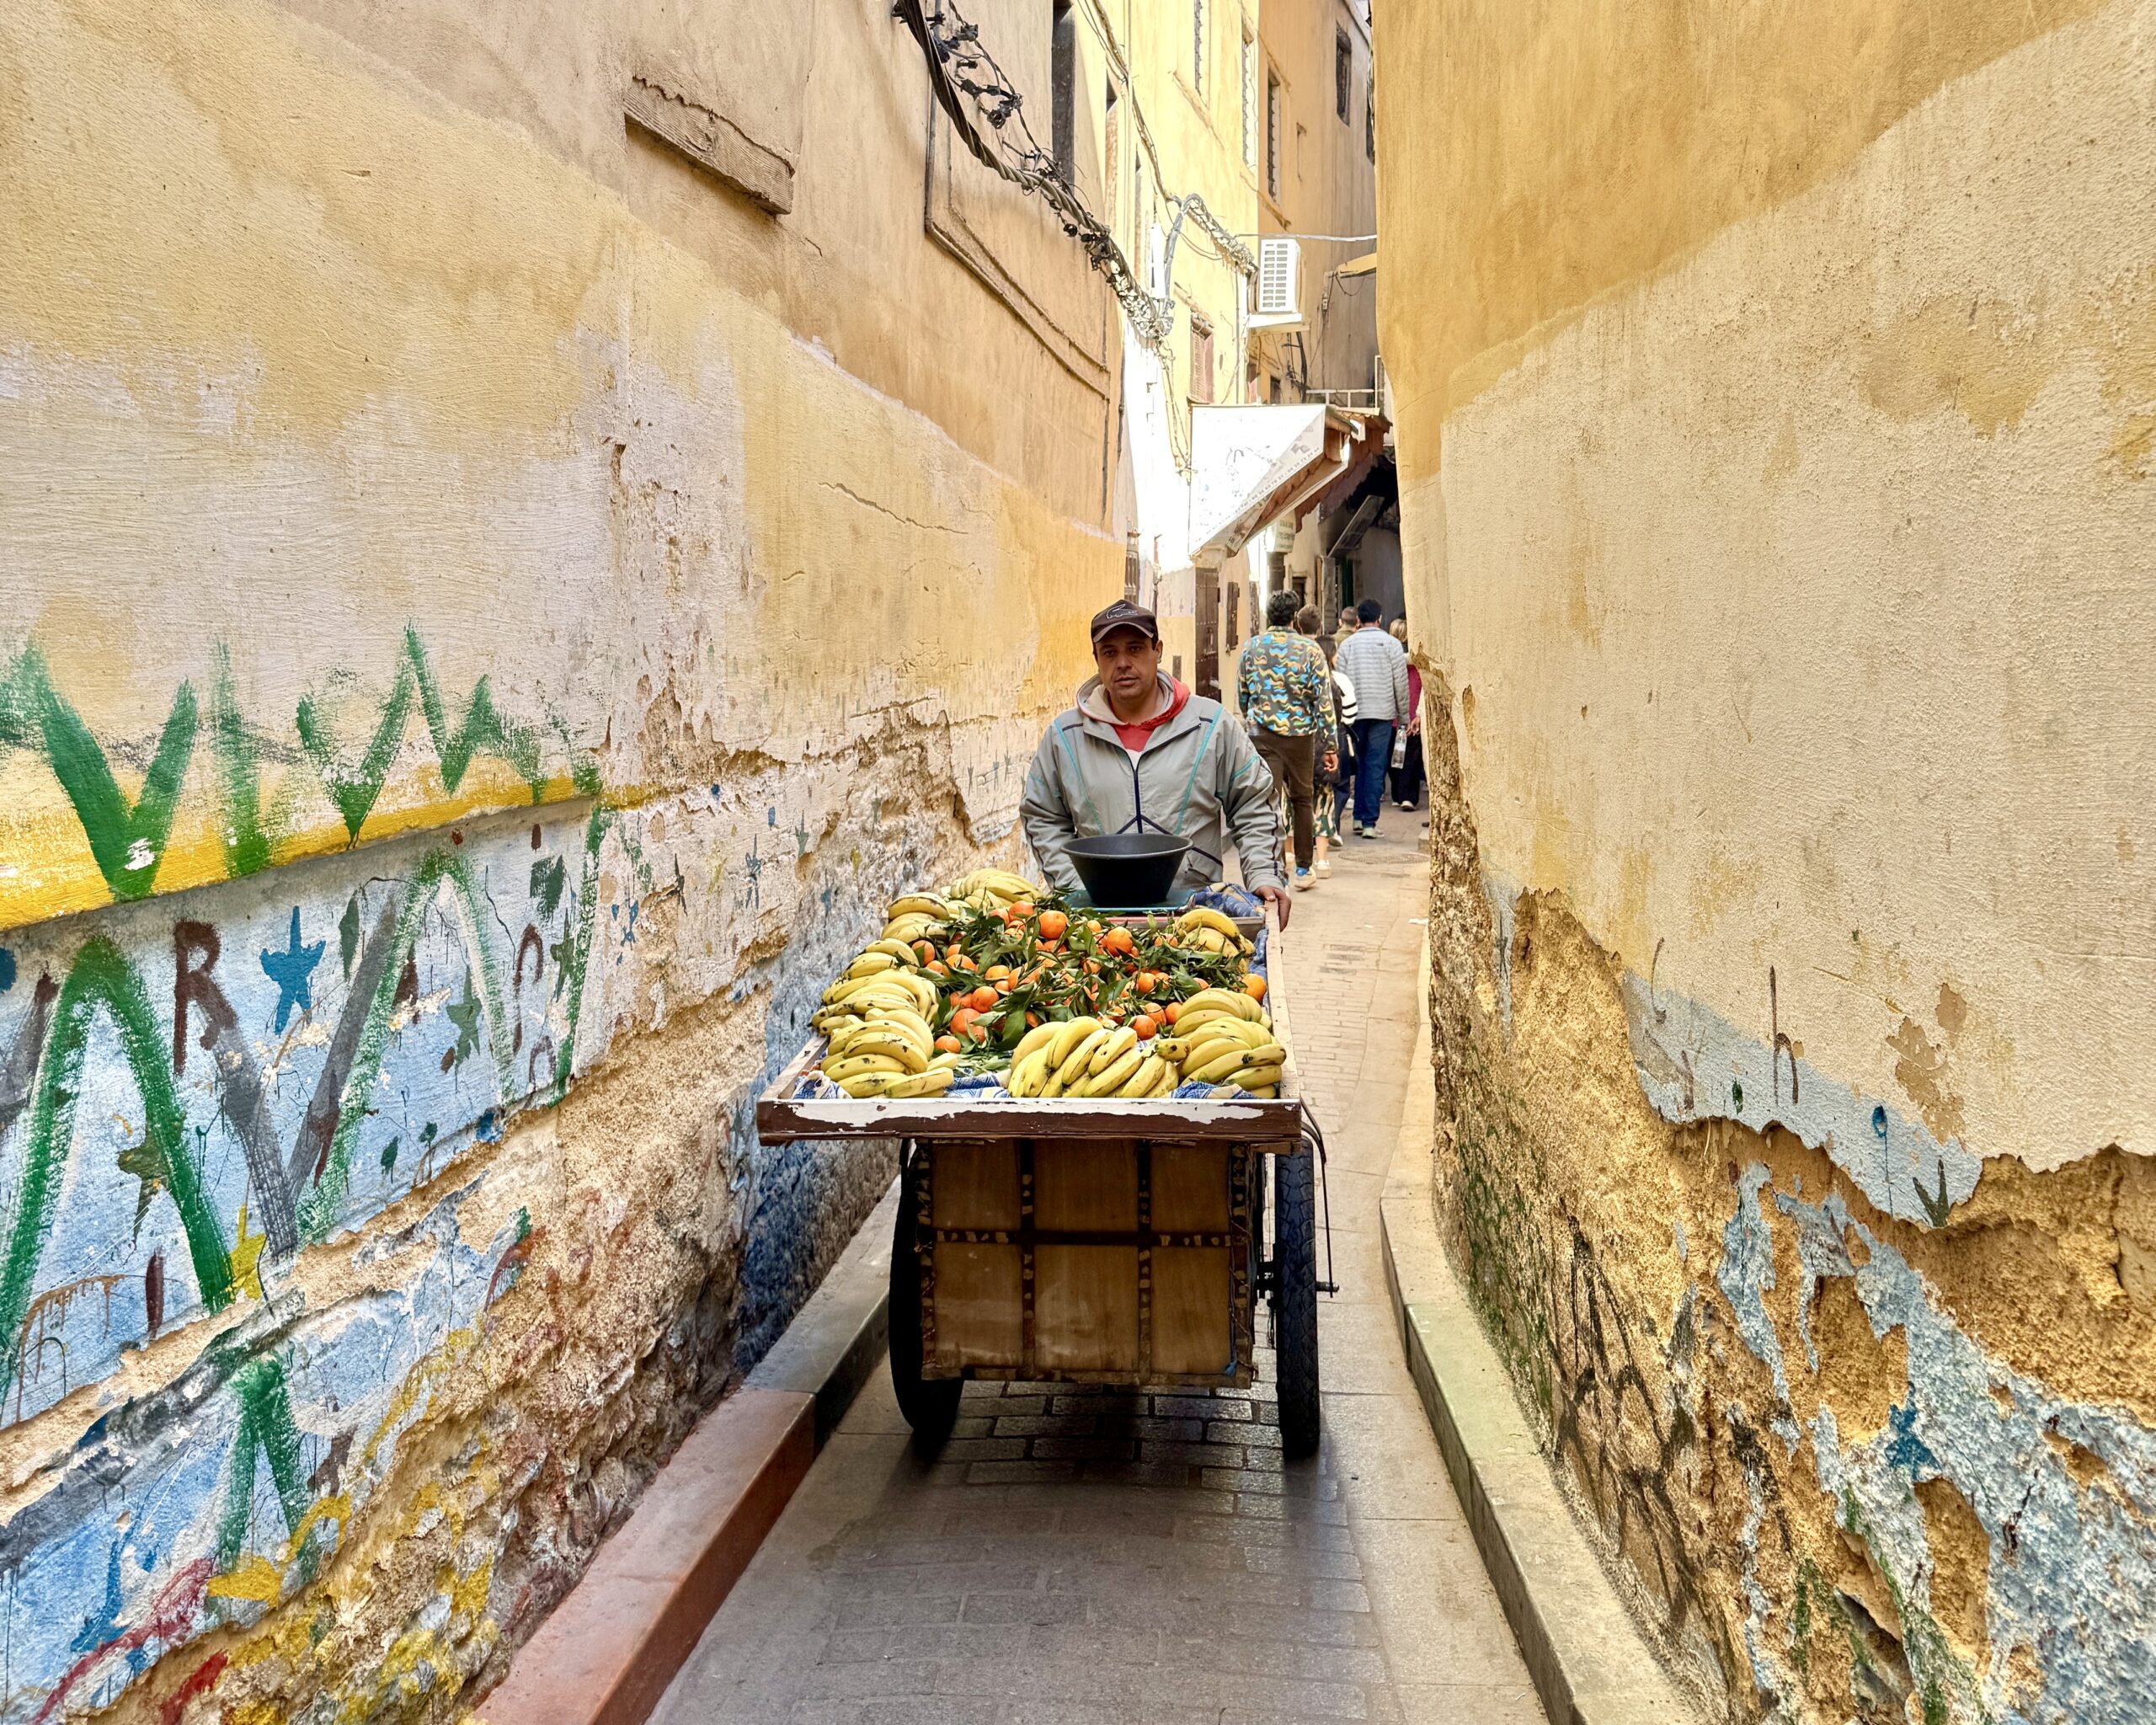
[895,0,1172,345]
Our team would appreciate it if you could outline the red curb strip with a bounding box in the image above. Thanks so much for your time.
[476,1387,815,1725]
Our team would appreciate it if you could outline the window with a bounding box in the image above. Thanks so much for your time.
[1050,0,1075,184]
[1335,29,1351,122]
[1190,318,1215,403]
[1193,0,1207,93]
[1265,70,1281,200]
[1104,82,1119,227]
[1241,29,1257,168]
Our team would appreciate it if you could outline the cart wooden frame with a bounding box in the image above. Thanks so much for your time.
[756,912,1324,1455]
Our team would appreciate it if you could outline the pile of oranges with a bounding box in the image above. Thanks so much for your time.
[912,895,1264,1063]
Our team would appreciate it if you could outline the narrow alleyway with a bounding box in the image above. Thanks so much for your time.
[652,828,1544,1725]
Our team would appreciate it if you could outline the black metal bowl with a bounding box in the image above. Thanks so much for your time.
[1064,834,1191,908]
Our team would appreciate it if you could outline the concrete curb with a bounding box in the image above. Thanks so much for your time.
[1381,937,1697,1725]
[475,1178,898,1725]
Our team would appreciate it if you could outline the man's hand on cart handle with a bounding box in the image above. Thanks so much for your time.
[1257,884,1292,930]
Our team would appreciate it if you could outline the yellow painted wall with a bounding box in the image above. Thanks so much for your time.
[0,0,1117,1717]
[1378,0,2156,1719]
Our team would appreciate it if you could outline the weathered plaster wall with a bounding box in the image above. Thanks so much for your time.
[1377,0,2156,1719]
[0,0,1117,1718]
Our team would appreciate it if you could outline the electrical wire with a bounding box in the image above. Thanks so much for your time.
[895,0,1171,344]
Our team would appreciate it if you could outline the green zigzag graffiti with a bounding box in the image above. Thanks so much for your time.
[296,624,548,839]
[0,628,579,907]
[0,652,200,904]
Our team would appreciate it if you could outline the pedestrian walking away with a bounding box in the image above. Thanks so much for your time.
[1237,590,1333,890]
[1299,606,1341,875]
[1315,622,1358,862]
[1389,618,1426,810]
[1335,598,1412,835]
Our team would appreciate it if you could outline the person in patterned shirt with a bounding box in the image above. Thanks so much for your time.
[1235,590,1335,889]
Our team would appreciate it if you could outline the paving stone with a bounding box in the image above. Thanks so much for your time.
[651,831,1544,1725]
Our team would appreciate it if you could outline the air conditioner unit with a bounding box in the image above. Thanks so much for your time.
[1255,238,1299,318]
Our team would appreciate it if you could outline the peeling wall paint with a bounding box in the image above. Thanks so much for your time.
[0,0,1118,1717]
[1379,0,2156,1717]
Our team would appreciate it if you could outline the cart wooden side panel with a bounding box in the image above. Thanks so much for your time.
[913,1137,1257,1387]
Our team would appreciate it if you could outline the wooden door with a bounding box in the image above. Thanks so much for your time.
[1195,569,1219,700]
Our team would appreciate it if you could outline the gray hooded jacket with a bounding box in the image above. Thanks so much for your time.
[1020,675,1284,896]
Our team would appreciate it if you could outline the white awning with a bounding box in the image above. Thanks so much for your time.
[1187,404,1384,560]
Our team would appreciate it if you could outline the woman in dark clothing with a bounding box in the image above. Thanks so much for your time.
[1388,620,1425,809]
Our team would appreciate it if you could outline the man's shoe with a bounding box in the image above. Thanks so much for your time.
[1294,868,1314,890]
[1352,823,1366,836]
[1360,825,1380,839]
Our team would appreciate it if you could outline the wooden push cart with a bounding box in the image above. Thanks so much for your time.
[757,916,1327,1457]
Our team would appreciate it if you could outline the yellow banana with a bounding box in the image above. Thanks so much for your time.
[1182,989,1262,1022]
[840,1071,907,1097]
[827,1052,910,1082]
[1243,1083,1278,1097]
[1179,1039,1256,1078]
[839,1007,932,1052]
[889,1068,956,1099]
[1007,1047,1051,1097]
[879,1012,939,1055]
[928,1050,963,1071]
[1177,1014,1273,1048]
[866,938,920,963]
[886,895,952,920]
[829,989,917,1022]
[1049,1028,1109,1094]
[1013,1022,1064,1063]
[1175,906,1242,939]
[1086,1026,1138,1074]
[1118,1054,1169,1097]
[830,1032,926,1072]
[1077,1047,1145,1097]
[1049,1016,1103,1067]
[846,951,900,979]
[1224,1064,1285,1092]
[1188,1047,1260,1085]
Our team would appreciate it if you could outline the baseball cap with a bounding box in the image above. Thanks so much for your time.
[1089,598,1161,647]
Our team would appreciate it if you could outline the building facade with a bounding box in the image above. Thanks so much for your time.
[0,1,1117,1718]
[1377,1,2156,1721]
[1094,0,1383,709]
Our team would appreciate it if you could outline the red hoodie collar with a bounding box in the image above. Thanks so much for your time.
[1102,678,1190,752]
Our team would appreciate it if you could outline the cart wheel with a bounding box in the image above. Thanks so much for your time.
[889,1146,961,1451]
[1272,1147,1321,1459]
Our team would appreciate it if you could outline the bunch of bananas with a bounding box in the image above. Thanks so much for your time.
[1174,904,1256,958]
[882,893,955,948]
[811,950,958,1098]
[1005,1017,1179,1099]
[947,868,1046,913]
[1154,988,1284,1097]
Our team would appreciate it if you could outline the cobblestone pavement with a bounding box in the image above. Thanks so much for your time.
[654,820,1544,1724]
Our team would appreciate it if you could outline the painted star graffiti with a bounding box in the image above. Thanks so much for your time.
[259,908,325,1033]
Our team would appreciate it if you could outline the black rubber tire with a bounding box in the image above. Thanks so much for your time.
[1272,1148,1321,1459]
[889,1146,962,1451]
